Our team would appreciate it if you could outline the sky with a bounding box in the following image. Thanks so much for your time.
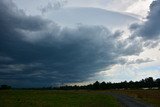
[0,0,160,88]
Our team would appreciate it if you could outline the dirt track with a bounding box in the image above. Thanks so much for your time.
[109,93,153,107]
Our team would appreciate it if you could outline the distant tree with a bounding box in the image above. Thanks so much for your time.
[145,77,154,88]
[128,81,134,89]
[29,77,160,90]
[139,79,145,88]
[122,81,128,89]
[0,85,11,90]
[100,81,106,90]
[106,82,112,89]
[93,81,100,90]
[155,78,160,88]
[87,84,93,90]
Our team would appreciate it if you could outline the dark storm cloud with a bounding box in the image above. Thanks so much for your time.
[0,56,13,62]
[0,0,49,31]
[130,0,160,40]
[0,0,143,87]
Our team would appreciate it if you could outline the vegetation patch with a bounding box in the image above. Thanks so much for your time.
[0,90,120,107]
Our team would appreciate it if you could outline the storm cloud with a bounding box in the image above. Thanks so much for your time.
[130,0,160,40]
[0,0,144,87]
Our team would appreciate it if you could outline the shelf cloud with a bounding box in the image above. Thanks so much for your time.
[0,0,159,87]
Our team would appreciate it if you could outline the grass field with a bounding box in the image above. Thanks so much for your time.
[110,89,160,107]
[0,90,120,107]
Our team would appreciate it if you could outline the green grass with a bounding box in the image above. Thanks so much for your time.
[0,90,119,107]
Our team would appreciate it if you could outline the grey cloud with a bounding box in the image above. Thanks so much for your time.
[0,0,143,87]
[0,0,49,32]
[143,40,160,48]
[127,58,153,64]
[130,0,160,40]
[129,23,141,31]
[39,0,67,14]
[0,56,13,63]
[116,37,143,56]
[0,63,42,73]
[118,58,153,65]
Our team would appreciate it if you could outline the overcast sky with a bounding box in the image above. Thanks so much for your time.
[0,0,160,87]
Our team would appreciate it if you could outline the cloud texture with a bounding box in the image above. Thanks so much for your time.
[131,0,160,40]
[0,0,154,87]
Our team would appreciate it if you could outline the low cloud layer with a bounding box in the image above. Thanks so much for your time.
[0,0,157,87]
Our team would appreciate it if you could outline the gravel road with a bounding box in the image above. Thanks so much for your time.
[108,92,154,107]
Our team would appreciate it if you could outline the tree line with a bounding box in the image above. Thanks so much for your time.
[0,77,160,90]
[54,77,160,90]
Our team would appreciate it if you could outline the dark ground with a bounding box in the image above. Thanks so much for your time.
[108,92,154,107]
